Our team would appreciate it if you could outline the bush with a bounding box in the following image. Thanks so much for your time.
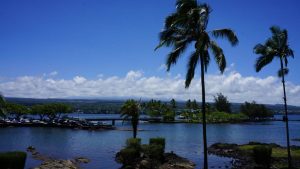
[118,148,140,166]
[253,145,272,168]
[126,138,141,150]
[149,137,165,151]
[0,151,27,169]
[142,144,164,162]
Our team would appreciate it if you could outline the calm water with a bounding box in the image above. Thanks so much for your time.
[0,114,299,169]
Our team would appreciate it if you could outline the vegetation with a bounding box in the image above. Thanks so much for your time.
[116,138,166,168]
[156,0,238,167]
[149,137,166,151]
[144,99,176,122]
[253,145,272,168]
[0,94,6,118]
[182,111,247,123]
[5,103,29,120]
[30,103,72,121]
[240,101,273,119]
[120,100,140,138]
[214,93,231,113]
[210,142,300,169]
[254,26,294,168]
[0,151,27,169]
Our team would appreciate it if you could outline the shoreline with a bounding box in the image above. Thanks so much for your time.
[208,142,300,169]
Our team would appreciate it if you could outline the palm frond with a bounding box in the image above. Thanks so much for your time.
[286,48,294,58]
[185,51,199,88]
[155,27,186,50]
[270,26,282,36]
[209,41,226,73]
[166,39,190,71]
[284,57,288,67]
[203,50,210,72]
[254,44,267,55]
[211,29,238,46]
[255,55,275,72]
[176,0,198,14]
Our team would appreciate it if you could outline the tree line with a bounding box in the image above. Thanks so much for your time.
[0,96,72,121]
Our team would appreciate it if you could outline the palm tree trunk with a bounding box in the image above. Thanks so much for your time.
[280,57,292,168]
[200,55,208,169]
[132,123,137,138]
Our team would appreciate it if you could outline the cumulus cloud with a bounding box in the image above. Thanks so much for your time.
[0,70,300,106]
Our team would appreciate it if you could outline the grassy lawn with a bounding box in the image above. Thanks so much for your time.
[239,144,300,158]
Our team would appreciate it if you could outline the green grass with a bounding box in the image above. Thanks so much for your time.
[272,148,300,158]
[238,144,300,158]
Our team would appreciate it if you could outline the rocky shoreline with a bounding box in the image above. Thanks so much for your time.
[116,151,195,169]
[208,142,300,169]
[27,146,90,169]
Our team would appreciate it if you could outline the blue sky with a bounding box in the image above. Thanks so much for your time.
[0,0,300,105]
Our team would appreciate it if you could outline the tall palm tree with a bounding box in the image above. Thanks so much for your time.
[120,99,140,138]
[0,94,6,118]
[254,26,294,168]
[155,0,238,168]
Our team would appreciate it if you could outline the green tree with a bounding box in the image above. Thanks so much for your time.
[52,103,72,119]
[155,1,238,168]
[240,101,273,119]
[0,94,6,118]
[5,103,29,120]
[254,26,294,168]
[191,99,199,111]
[161,103,175,122]
[120,100,140,138]
[31,105,47,120]
[145,99,162,117]
[214,93,231,113]
[185,99,192,110]
[30,103,71,121]
[170,98,176,110]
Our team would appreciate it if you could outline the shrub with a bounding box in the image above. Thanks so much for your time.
[253,145,272,168]
[126,138,141,150]
[149,137,165,151]
[118,148,140,166]
[0,151,27,169]
[142,144,164,162]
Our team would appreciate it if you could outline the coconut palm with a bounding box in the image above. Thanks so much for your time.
[0,94,6,118]
[120,99,140,138]
[254,26,294,168]
[155,1,238,168]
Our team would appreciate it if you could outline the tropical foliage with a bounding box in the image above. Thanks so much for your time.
[144,99,176,122]
[156,0,238,167]
[254,26,294,168]
[120,99,140,138]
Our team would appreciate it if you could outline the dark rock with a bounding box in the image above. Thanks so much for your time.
[75,157,90,163]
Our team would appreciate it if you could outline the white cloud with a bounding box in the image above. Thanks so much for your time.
[49,71,58,76]
[1,70,300,106]
[73,76,87,84]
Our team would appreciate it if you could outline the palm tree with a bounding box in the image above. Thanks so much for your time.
[120,99,140,138]
[156,0,238,168]
[254,26,294,168]
[0,94,6,118]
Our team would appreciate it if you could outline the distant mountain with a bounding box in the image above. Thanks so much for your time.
[5,97,300,114]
